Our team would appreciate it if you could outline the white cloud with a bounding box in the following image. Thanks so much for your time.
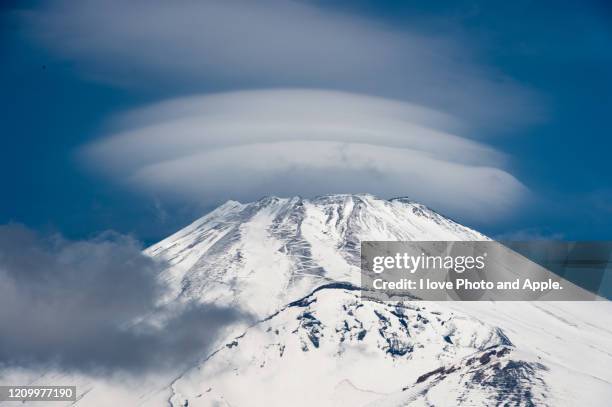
[22,0,542,128]
[81,89,528,222]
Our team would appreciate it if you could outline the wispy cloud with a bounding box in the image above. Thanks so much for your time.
[21,0,542,128]
[81,89,528,222]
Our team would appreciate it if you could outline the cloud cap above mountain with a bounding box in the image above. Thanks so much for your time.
[82,89,528,222]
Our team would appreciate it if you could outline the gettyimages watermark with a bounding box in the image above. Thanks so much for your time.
[360,241,612,301]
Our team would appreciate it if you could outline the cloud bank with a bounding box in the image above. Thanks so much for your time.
[22,0,541,128]
[0,224,249,373]
[82,89,527,222]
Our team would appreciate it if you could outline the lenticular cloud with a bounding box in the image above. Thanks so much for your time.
[81,89,527,222]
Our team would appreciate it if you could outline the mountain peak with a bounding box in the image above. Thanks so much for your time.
[229,194,445,220]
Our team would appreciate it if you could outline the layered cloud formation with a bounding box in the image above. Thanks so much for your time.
[20,0,538,222]
[82,89,527,221]
[23,0,541,128]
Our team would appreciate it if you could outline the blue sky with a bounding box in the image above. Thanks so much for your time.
[1,0,611,245]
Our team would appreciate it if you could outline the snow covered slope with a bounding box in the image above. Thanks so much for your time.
[149,195,612,407]
[146,194,485,317]
[167,284,612,406]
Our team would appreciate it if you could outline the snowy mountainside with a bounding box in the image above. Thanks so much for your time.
[152,194,612,407]
[146,194,485,317]
[168,285,612,407]
[169,285,520,407]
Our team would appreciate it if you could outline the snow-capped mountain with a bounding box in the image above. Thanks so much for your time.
[5,195,609,406]
[146,194,486,317]
[146,194,611,407]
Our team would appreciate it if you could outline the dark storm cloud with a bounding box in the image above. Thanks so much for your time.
[0,224,249,373]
